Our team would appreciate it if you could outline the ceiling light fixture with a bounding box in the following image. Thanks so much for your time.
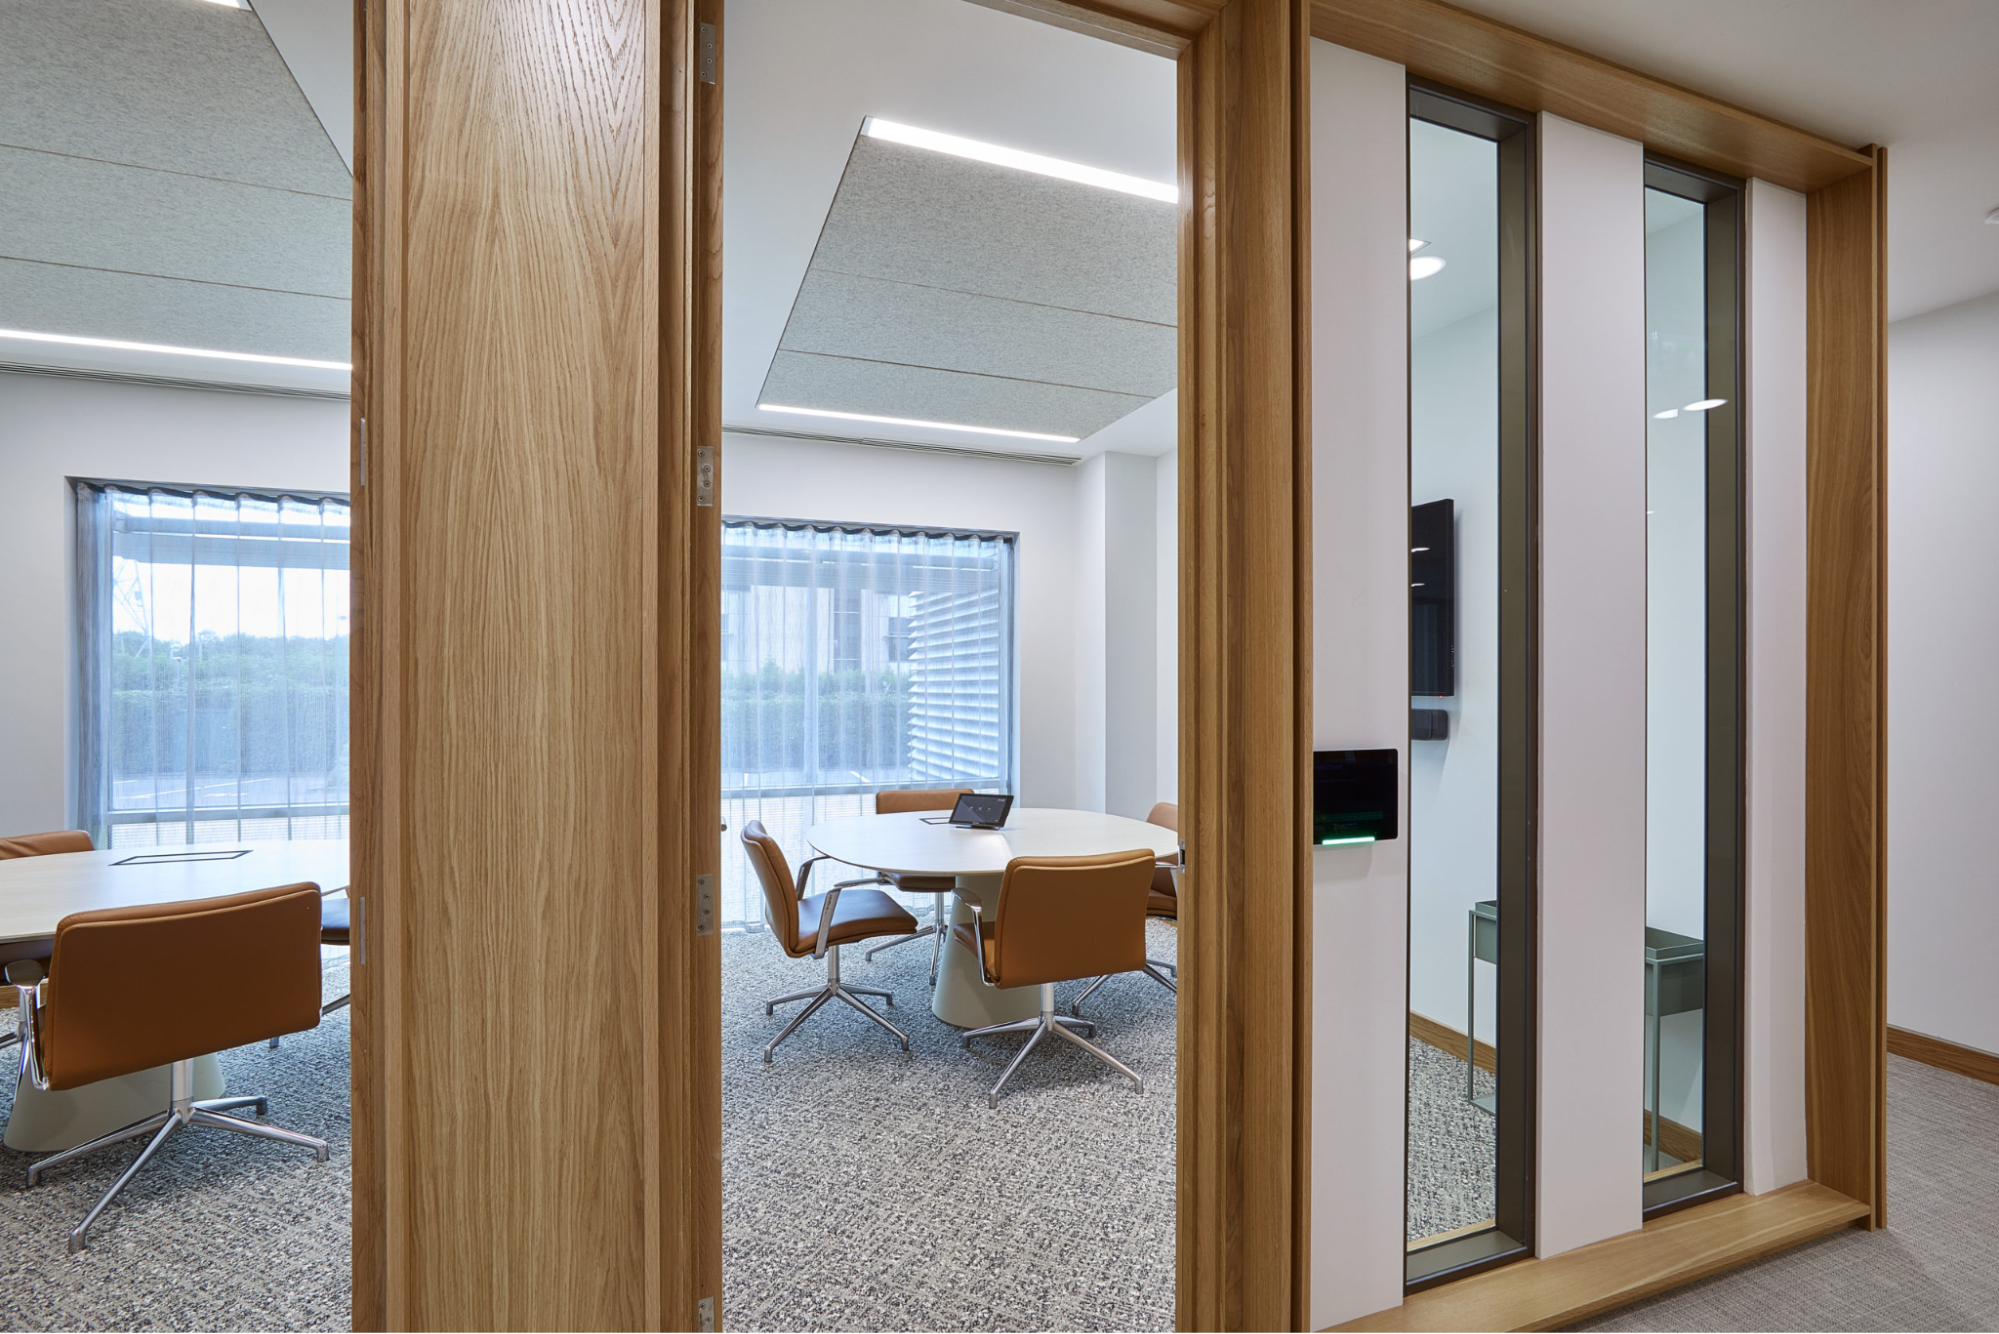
[759,403,1081,443]
[1409,238,1429,253]
[1653,408,1679,419]
[860,117,1176,203]
[1410,256,1446,280]
[1985,206,1999,226]
[1684,398,1727,412]
[195,0,251,8]
[0,327,350,371]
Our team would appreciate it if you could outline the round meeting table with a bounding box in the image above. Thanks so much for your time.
[805,807,1176,1029]
[0,838,348,1153]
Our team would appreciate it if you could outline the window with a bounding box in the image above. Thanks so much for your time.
[719,517,1017,927]
[73,480,351,847]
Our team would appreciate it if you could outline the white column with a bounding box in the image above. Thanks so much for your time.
[1075,450,1158,818]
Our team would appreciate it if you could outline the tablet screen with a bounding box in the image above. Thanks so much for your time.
[949,793,1012,827]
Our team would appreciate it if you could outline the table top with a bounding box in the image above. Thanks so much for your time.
[0,839,349,945]
[806,807,1176,878]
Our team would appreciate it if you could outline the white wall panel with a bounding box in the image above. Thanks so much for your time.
[1535,113,1646,1259]
[1307,38,1410,1329]
[1743,178,1810,1195]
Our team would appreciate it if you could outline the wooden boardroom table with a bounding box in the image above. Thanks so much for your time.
[0,839,349,1152]
[806,807,1177,1029]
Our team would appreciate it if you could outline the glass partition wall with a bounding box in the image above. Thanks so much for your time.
[1405,82,1535,1289]
[1642,158,1744,1213]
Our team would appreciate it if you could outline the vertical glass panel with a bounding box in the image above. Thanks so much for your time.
[1407,115,1501,1250]
[1643,186,1712,1182]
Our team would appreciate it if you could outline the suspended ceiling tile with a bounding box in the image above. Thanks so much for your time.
[807,137,1174,325]
[0,0,350,199]
[777,270,1174,399]
[0,256,349,363]
[761,350,1149,441]
[0,148,351,299]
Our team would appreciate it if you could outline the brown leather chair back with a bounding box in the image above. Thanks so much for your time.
[739,821,802,955]
[0,830,93,860]
[874,788,971,815]
[990,849,1153,989]
[40,882,323,1090]
[1145,802,1178,835]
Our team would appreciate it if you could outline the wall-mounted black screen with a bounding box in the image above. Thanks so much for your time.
[1313,748,1398,843]
[1411,498,1455,697]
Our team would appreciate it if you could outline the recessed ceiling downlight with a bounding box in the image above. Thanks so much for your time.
[1409,255,1446,280]
[1653,408,1679,419]
[1409,238,1429,253]
[1684,398,1727,412]
[759,403,1081,444]
[860,118,1176,203]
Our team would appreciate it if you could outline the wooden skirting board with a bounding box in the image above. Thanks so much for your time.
[1642,1109,1703,1167]
[1888,1025,1999,1088]
[1410,1010,1496,1073]
[1332,1180,1870,1332]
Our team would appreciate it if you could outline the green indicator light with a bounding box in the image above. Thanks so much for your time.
[1318,835,1377,846]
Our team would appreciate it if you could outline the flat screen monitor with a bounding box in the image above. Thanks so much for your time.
[1411,498,1455,697]
[1313,748,1398,844]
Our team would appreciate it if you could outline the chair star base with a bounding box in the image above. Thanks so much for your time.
[964,982,1144,1107]
[1071,959,1178,1014]
[763,943,908,1063]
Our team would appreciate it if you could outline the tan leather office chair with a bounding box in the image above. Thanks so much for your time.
[267,893,352,1050]
[0,829,93,860]
[955,849,1154,1107]
[861,788,971,983]
[0,830,92,1056]
[8,882,330,1252]
[1073,801,1180,1013]
[741,820,919,1063]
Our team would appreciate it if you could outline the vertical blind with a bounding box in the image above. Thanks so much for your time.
[720,517,1017,927]
[74,480,352,847]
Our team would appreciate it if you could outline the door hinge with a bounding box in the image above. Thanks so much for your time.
[697,1296,716,1332]
[357,417,368,488]
[355,896,366,967]
[695,873,715,935]
[695,444,715,507]
[698,23,717,85]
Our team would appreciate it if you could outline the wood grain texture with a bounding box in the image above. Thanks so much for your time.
[1804,148,1887,1232]
[1308,0,1871,194]
[966,0,1227,48]
[1887,1026,1999,1088]
[1175,1,1314,1328]
[1409,1010,1495,1074]
[1331,1181,1870,1332]
[353,0,712,1325]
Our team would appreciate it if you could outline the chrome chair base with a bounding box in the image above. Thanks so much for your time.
[862,892,950,985]
[965,982,1143,1107]
[27,1059,327,1253]
[763,943,908,1063]
[1071,960,1178,1014]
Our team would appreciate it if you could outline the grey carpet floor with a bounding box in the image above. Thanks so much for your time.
[1407,1037,1498,1243]
[1575,1054,1999,1331]
[721,920,1178,1333]
[0,966,351,1332]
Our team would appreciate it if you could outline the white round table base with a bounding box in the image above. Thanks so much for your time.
[5,1053,225,1153]
[930,874,1040,1029]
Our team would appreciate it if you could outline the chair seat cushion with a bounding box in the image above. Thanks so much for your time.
[321,897,350,945]
[885,872,955,893]
[950,923,1000,981]
[793,888,918,955]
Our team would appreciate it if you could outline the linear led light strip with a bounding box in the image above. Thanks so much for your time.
[861,117,1177,203]
[759,404,1079,444]
[0,328,350,372]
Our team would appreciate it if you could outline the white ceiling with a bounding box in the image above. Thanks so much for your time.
[725,0,1178,458]
[1442,0,1999,323]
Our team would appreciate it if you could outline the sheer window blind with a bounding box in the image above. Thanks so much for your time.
[73,480,351,847]
[720,517,1017,927]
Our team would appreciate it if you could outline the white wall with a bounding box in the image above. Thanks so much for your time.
[0,371,349,838]
[1742,177,1809,1196]
[1535,112,1647,1259]
[1408,306,1500,1046]
[1886,288,1999,1056]
[1075,450,1160,818]
[1155,449,1178,807]
[1307,38,1410,1331]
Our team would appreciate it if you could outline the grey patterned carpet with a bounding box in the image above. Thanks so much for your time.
[721,919,1179,1333]
[1407,1036,1498,1243]
[0,966,351,1331]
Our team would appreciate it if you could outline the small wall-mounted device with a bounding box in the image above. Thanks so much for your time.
[1313,748,1398,845]
[1411,708,1449,742]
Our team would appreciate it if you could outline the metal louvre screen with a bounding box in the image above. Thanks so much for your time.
[720,517,1017,928]
[73,480,351,847]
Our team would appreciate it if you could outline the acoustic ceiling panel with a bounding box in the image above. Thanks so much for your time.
[762,350,1150,441]
[759,131,1176,442]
